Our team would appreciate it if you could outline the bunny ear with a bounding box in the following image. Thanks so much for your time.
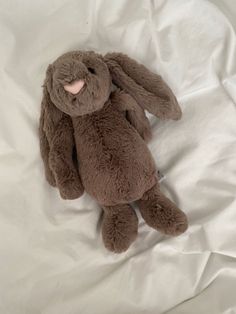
[104,52,181,120]
[39,65,65,186]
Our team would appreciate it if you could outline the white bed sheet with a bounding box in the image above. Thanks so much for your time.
[1,0,236,313]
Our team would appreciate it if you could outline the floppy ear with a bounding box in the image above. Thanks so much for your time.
[104,52,181,120]
[39,65,65,186]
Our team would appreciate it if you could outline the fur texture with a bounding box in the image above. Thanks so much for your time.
[39,51,188,253]
[104,52,182,120]
[137,183,188,235]
[72,93,157,206]
[102,204,138,253]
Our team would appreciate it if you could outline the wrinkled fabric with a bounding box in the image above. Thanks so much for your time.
[0,0,236,313]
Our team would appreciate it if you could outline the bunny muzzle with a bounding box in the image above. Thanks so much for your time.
[63,79,85,95]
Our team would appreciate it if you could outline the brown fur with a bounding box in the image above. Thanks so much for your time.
[39,51,188,253]
[137,183,187,236]
[102,204,138,253]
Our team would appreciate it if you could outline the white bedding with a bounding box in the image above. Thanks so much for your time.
[1,0,236,313]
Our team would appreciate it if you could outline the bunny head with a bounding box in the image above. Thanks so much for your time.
[43,50,181,119]
[44,51,112,116]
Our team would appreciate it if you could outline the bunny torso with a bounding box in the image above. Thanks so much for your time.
[72,93,157,206]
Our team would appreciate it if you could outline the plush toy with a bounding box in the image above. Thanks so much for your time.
[39,51,188,253]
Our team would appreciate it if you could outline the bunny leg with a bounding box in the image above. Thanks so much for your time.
[136,183,188,236]
[101,204,138,253]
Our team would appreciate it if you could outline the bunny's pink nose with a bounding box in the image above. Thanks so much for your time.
[63,80,85,95]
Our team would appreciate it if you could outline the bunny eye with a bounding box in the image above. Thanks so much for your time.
[87,67,96,74]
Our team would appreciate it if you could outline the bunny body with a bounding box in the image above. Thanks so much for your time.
[39,51,188,253]
[72,92,157,206]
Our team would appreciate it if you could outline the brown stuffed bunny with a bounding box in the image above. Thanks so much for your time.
[39,51,188,253]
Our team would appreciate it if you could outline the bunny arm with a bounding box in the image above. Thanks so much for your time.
[39,89,84,200]
[39,104,56,187]
[49,117,84,200]
[111,90,152,142]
